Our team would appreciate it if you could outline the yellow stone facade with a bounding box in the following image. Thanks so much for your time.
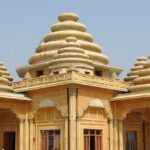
[0,12,150,150]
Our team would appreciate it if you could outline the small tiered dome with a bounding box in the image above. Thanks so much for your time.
[28,12,109,66]
[129,56,150,92]
[124,57,147,83]
[0,62,13,92]
[49,37,94,71]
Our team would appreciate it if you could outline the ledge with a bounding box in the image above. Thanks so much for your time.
[0,92,31,101]
[13,71,128,92]
[111,92,150,101]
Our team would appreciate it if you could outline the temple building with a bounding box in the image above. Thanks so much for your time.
[0,12,150,150]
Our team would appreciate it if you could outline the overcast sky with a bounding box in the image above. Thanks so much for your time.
[0,0,149,81]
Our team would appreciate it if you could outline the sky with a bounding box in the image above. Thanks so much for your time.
[0,0,149,81]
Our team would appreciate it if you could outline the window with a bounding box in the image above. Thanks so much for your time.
[84,129,102,150]
[95,70,102,77]
[126,131,137,150]
[36,70,44,77]
[85,71,90,75]
[41,130,60,150]
[53,71,59,75]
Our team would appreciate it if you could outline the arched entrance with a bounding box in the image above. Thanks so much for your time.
[123,108,150,150]
[0,108,19,150]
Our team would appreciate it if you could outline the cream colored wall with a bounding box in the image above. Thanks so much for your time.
[101,68,110,78]
[28,86,68,117]
[123,112,144,150]
[34,107,65,150]
[76,86,114,150]
[27,86,68,150]
[77,85,114,117]
[78,107,108,150]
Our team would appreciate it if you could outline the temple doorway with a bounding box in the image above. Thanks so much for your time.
[3,132,15,150]
[0,108,19,150]
[123,108,150,150]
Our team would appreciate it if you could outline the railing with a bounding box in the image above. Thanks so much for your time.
[12,71,128,90]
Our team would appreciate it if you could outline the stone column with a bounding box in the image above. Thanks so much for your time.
[77,117,80,150]
[113,119,119,150]
[68,88,77,150]
[29,118,34,150]
[25,117,29,150]
[109,119,113,150]
[144,122,149,150]
[65,117,68,150]
[148,121,150,150]
[118,120,123,150]
[19,118,25,150]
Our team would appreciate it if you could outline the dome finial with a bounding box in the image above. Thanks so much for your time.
[58,12,79,22]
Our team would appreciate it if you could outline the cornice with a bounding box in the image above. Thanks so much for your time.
[13,71,128,92]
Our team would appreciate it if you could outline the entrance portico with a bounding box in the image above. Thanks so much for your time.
[123,108,150,150]
[112,91,150,150]
[0,108,19,150]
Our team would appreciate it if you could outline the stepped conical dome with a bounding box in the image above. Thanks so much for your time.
[49,37,94,71]
[28,12,109,65]
[124,57,147,83]
[0,62,13,92]
[129,56,150,92]
[17,12,123,79]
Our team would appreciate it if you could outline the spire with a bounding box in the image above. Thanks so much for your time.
[0,62,13,92]
[28,12,109,66]
[129,56,150,92]
[124,57,147,83]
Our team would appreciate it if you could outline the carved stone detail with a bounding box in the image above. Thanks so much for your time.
[34,98,68,117]
[68,88,77,96]
[78,98,112,119]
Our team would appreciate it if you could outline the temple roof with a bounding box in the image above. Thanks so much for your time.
[49,37,94,70]
[0,61,31,101]
[112,55,150,101]
[124,57,147,83]
[129,56,150,92]
[28,12,109,66]
[0,62,13,92]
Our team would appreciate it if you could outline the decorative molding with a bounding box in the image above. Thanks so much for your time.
[39,99,54,108]
[68,88,77,96]
[33,98,68,117]
[13,71,128,91]
[55,104,68,117]
[89,99,105,108]
[78,98,112,119]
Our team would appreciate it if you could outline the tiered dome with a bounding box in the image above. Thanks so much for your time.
[28,12,109,66]
[49,37,94,70]
[0,62,13,92]
[124,57,147,82]
[129,56,150,92]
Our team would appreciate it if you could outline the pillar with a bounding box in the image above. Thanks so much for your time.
[109,119,113,150]
[113,119,119,150]
[65,117,68,150]
[143,121,149,150]
[68,88,77,150]
[19,118,24,150]
[29,118,34,150]
[25,117,29,150]
[77,117,80,150]
[118,120,123,150]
